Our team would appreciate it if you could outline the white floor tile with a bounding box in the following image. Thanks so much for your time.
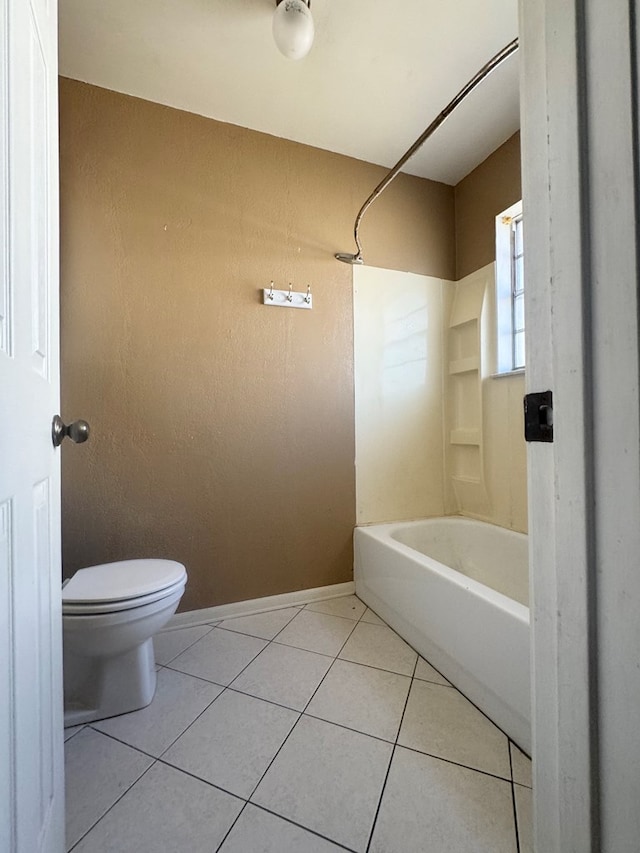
[64,601,531,853]
[231,642,333,711]
[369,746,517,853]
[65,728,152,850]
[306,659,411,742]
[305,595,366,621]
[163,689,298,798]
[72,762,243,853]
[218,607,301,640]
[252,715,393,853]
[360,607,385,626]
[275,610,356,657]
[153,624,214,665]
[398,680,511,779]
[338,621,417,676]
[514,783,533,853]
[510,741,532,787]
[93,668,222,756]
[169,627,267,685]
[219,804,345,853]
[415,656,450,686]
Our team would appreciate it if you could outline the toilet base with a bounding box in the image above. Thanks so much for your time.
[63,638,157,727]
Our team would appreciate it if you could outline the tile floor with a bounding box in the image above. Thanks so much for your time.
[64,595,533,853]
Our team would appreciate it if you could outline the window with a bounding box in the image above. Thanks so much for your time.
[495,200,524,374]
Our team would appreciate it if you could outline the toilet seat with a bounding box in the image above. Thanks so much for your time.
[62,559,187,615]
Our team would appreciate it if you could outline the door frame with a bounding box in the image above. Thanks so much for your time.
[521,0,640,849]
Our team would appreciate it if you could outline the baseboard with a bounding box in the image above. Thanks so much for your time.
[164,581,356,631]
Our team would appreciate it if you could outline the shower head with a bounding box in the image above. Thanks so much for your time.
[335,252,364,265]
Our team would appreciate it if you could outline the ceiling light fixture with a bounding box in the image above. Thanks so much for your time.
[273,0,314,61]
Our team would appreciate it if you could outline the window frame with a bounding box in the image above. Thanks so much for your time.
[495,200,525,375]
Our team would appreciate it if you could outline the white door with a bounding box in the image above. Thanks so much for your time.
[0,0,64,850]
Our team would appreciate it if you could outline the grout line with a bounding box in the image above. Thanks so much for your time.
[234,613,363,816]
[363,664,417,853]
[300,711,397,747]
[414,674,453,687]
[371,747,396,815]
[152,756,248,804]
[335,654,417,679]
[354,594,367,624]
[216,605,302,643]
[244,710,303,801]
[509,739,533,787]
[214,624,287,642]
[166,634,269,692]
[63,725,86,744]
[214,800,250,852]
[225,684,306,715]
[354,596,387,628]
[397,742,514,784]
[298,617,362,715]
[67,759,158,851]
[154,689,227,759]
[348,603,513,744]
[154,683,266,763]
[162,663,228,687]
[302,600,366,623]
[242,802,360,853]
[509,744,522,853]
[221,618,368,845]
[270,639,344,659]
[272,607,358,644]
[157,623,217,666]
[87,725,162,762]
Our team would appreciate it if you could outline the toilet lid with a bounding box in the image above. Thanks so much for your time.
[62,559,187,605]
[62,576,186,614]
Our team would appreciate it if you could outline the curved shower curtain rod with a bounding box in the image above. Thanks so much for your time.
[335,38,520,265]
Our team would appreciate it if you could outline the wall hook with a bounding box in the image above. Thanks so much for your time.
[262,283,312,310]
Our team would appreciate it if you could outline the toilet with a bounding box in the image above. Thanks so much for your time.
[62,558,187,727]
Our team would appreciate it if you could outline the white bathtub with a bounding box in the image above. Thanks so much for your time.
[354,517,530,754]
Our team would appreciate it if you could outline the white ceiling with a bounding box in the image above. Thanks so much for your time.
[58,0,520,186]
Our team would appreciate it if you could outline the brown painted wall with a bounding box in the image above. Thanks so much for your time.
[59,79,455,611]
[454,133,521,280]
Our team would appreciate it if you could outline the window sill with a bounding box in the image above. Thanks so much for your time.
[491,368,526,379]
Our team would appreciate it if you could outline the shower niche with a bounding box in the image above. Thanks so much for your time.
[446,268,490,518]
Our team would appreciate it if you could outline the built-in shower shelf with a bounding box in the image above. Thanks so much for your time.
[448,356,479,375]
[451,474,482,486]
[450,428,481,446]
[449,316,478,330]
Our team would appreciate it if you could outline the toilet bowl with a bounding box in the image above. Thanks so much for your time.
[62,558,187,727]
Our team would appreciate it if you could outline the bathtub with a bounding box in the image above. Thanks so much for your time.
[354,517,530,754]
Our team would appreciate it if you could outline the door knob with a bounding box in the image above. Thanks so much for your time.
[51,415,90,448]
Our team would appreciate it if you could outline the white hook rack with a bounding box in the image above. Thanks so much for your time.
[263,282,313,310]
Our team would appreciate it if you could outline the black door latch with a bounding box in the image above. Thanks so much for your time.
[524,391,553,442]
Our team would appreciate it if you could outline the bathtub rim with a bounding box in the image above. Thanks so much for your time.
[355,517,530,624]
